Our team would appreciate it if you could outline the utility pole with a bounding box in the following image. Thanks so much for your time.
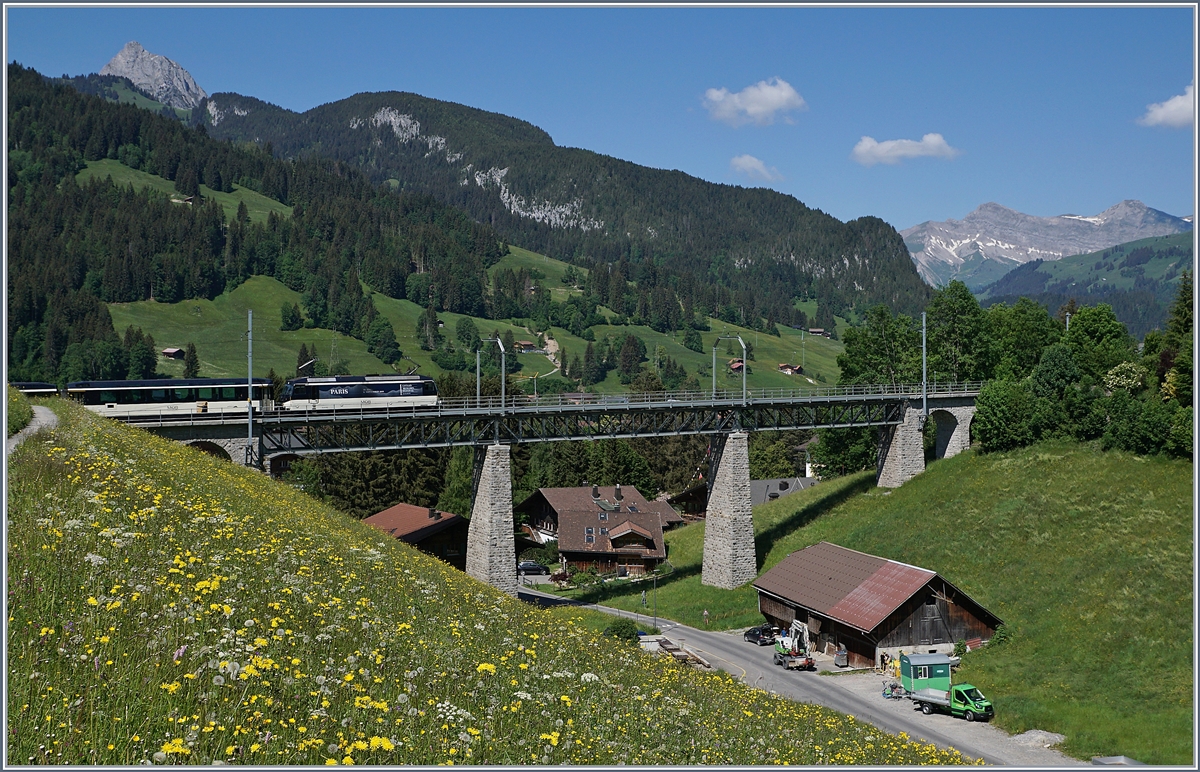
[922,312,928,421]
[476,350,481,407]
[247,309,254,467]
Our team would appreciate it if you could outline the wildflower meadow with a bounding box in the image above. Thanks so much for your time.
[7,400,976,765]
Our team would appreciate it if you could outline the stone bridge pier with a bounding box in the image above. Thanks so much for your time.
[187,437,256,466]
[876,399,976,488]
[465,444,518,596]
[701,431,757,590]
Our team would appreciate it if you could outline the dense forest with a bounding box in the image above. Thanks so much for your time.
[810,278,1194,476]
[196,89,932,320]
[981,238,1192,338]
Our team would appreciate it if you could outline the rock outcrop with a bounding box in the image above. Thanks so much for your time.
[99,41,207,110]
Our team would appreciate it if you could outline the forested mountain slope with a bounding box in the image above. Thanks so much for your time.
[7,64,503,384]
[197,90,932,319]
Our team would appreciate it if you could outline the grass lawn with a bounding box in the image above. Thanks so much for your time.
[554,441,1193,764]
[108,276,388,378]
[78,159,292,225]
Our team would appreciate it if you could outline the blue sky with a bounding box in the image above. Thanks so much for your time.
[6,5,1196,230]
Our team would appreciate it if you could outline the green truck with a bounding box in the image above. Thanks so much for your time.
[900,653,994,722]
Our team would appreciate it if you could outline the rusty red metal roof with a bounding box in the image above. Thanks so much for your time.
[363,502,464,545]
[753,542,935,633]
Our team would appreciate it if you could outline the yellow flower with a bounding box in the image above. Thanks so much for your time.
[160,681,182,694]
[476,663,496,675]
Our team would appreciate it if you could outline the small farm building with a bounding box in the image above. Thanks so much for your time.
[363,503,468,571]
[162,347,185,360]
[514,484,682,576]
[753,542,1002,668]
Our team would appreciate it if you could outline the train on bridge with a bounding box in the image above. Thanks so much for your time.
[54,375,439,417]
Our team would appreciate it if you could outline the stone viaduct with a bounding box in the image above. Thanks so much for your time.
[137,392,975,595]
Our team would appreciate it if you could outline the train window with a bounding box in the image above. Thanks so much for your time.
[150,389,169,402]
[122,390,144,403]
[198,388,215,400]
[98,391,118,404]
[220,388,237,400]
[423,381,438,396]
[174,389,192,401]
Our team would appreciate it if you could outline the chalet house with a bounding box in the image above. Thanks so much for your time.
[777,363,803,375]
[753,542,1002,668]
[514,484,682,576]
[515,340,538,353]
[728,359,744,373]
[363,503,468,571]
[161,347,185,360]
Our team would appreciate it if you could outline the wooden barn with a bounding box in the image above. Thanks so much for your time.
[363,503,468,571]
[752,542,1002,668]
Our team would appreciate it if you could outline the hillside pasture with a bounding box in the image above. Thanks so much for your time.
[558,441,1193,764]
[4,400,972,766]
[108,277,388,379]
[77,159,292,224]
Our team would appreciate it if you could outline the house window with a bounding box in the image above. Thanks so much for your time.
[599,528,608,535]
[599,512,608,521]
[585,535,594,543]
[915,665,930,679]
[585,527,594,535]
[628,505,638,512]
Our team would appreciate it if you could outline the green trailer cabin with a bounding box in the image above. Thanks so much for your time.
[900,653,953,693]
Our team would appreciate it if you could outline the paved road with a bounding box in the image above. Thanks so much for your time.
[518,586,1082,766]
[6,405,58,456]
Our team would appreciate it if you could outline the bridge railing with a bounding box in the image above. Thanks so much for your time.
[117,381,984,426]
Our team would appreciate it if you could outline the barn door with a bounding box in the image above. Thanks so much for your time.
[918,598,939,645]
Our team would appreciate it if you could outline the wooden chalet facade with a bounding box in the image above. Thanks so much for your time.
[363,503,469,571]
[514,484,681,576]
[753,542,1001,669]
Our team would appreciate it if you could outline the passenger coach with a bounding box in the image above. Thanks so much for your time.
[66,378,273,417]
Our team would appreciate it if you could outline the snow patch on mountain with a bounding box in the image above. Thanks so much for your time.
[903,200,1191,288]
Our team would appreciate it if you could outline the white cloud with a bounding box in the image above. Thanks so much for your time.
[1138,84,1194,128]
[730,154,783,182]
[851,133,961,167]
[703,77,806,127]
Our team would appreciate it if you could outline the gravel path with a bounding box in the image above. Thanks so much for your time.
[6,405,58,456]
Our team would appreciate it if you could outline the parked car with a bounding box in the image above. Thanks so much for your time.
[743,623,777,646]
[517,561,550,576]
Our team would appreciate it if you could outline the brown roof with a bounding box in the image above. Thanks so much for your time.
[519,486,669,558]
[753,542,935,633]
[363,502,464,544]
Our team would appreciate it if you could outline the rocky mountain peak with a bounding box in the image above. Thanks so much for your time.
[902,200,1191,289]
[99,41,207,110]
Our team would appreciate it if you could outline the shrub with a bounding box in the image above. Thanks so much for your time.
[602,617,640,641]
[973,380,1034,452]
[1103,361,1147,394]
[7,385,33,437]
